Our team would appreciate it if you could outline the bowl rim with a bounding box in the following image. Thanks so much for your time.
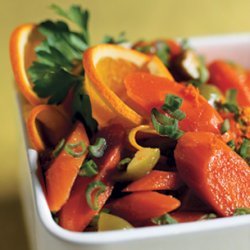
[24,33,250,245]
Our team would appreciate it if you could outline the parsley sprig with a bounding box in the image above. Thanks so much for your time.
[28,4,97,134]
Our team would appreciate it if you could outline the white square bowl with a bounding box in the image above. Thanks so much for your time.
[17,34,250,250]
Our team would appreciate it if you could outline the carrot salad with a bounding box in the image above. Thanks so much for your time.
[10,5,250,232]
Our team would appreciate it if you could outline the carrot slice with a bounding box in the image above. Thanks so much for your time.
[124,72,223,133]
[174,132,250,216]
[171,211,206,223]
[110,191,180,223]
[209,60,250,107]
[59,124,126,231]
[26,104,72,151]
[45,122,89,212]
[123,170,182,192]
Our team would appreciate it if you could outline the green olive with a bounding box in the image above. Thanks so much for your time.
[98,213,133,231]
[114,147,160,181]
[199,84,224,107]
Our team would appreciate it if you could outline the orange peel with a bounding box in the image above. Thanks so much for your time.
[26,105,72,151]
[10,24,45,105]
[83,44,173,127]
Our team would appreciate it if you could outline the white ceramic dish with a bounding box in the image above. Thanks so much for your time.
[17,34,250,250]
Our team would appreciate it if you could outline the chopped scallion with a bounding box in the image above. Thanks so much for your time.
[79,159,98,177]
[151,108,184,139]
[64,141,86,157]
[86,181,107,210]
[163,94,183,112]
[152,213,178,225]
[89,137,107,158]
[117,157,131,171]
[221,119,230,134]
[233,207,250,216]
[52,138,65,157]
[238,138,250,163]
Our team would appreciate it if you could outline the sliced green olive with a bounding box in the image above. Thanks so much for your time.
[114,147,160,181]
[199,84,224,107]
[98,213,133,231]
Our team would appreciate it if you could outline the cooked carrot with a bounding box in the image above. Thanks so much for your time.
[59,124,126,231]
[171,211,206,223]
[174,132,250,216]
[45,122,89,212]
[124,72,223,133]
[208,60,250,107]
[123,170,182,192]
[110,191,180,223]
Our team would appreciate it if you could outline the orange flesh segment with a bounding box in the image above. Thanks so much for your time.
[124,72,223,133]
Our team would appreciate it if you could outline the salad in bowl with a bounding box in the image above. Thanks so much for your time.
[9,4,250,233]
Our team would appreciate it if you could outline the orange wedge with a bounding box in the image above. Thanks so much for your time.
[83,44,173,127]
[26,105,72,151]
[10,24,45,105]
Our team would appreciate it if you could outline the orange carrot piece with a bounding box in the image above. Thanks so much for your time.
[124,72,223,133]
[174,132,250,216]
[59,124,126,231]
[208,60,250,107]
[123,170,182,192]
[45,122,89,212]
[171,211,206,223]
[110,191,180,223]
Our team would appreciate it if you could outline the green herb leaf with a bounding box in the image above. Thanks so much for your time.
[86,181,106,210]
[72,83,98,135]
[28,5,98,135]
[79,159,98,177]
[233,207,250,216]
[221,118,230,134]
[102,32,127,44]
[50,4,90,44]
[64,141,86,157]
[152,213,178,225]
[89,137,107,158]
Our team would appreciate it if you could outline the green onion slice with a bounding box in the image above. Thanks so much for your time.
[89,137,107,158]
[225,89,238,105]
[152,213,178,225]
[86,181,107,210]
[221,118,230,134]
[64,141,86,158]
[238,138,250,162]
[117,157,131,171]
[199,213,217,220]
[79,160,98,177]
[227,140,235,150]
[52,138,65,157]
[163,94,183,112]
[233,207,250,216]
[151,108,184,139]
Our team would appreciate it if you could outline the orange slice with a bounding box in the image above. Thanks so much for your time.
[26,105,72,151]
[83,44,173,127]
[9,24,45,105]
